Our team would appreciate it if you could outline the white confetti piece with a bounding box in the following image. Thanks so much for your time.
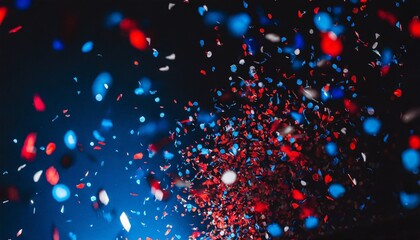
[221,170,237,185]
[165,53,176,60]
[33,170,43,182]
[120,212,131,232]
[99,189,110,206]
[159,66,170,71]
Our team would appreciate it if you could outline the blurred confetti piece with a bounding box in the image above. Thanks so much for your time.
[120,212,131,232]
[304,216,319,229]
[401,149,420,174]
[52,227,59,240]
[81,41,94,53]
[265,33,280,42]
[227,13,251,37]
[33,94,46,112]
[401,108,420,123]
[46,166,59,185]
[165,53,176,60]
[52,184,70,202]
[408,17,420,38]
[328,183,346,199]
[129,29,147,50]
[98,189,109,206]
[9,25,22,34]
[0,7,7,25]
[400,192,420,209]
[313,12,332,31]
[64,130,77,150]
[92,72,113,102]
[133,152,143,160]
[46,142,56,155]
[16,228,23,237]
[21,132,37,161]
[33,170,43,182]
[267,223,282,237]
[363,117,381,136]
[321,32,343,57]
[221,170,237,185]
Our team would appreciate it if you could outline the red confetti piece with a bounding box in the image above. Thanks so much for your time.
[33,94,46,112]
[393,89,402,97]
[46,166,59,185]
[0,7,7,25]
[45,142,56,155]
[408,17,420,38]
[129,29,147,50]
[52,227,59,240]
[324,174,333,184]
[76,183,85,189]
[377,9,397,25]
[320,32,343,57]
[21,132,37,161]
[133,152,144,160]
[9,25,22,34]
[291,189,306,201]
[119,18,137,32]
[409,135,420,150]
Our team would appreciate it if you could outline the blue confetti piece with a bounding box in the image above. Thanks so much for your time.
[198,6,206,16]
[81,41,94,53]
[15,0,31,10]
[92,72,113,101]
[153,49,159,57]
[52,184,71,202]
[400,192,420,209]
[227,13,251,37]
[105,11,123,27]
[304,216,319,229]
[401,149,420,174]
[363,117,381,136]
[52,39,64,51]
[64,130,77,150]
[230,64,237,72]
[325,142,338,156]
[313,12,332,31]
[267,223,282,237]
[328,183,346,199]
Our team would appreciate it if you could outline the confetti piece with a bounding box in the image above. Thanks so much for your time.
[267,223,282,237]
[129,29,147,50]
[81,41,94,53]
[21,132,37,161]
[328,183,346,199]
[92,72,113,102]
[221,170,237,185]
[409,17,420,38]
[400,192,420,209]
[0,7,7,25]
[304,216,319,229]
[120,212,131,232]
[9,25,22,34]
[46,166,59,185]
[98,189,109,206]
[409,135,420,150]
[46,142,56,155]
[133,152,143,160]
[64,130,77,150]
[52,184,70,202]
[401,149,420,174]
[363,117,381,136]
[16,228,23,237]
[165,53,176,60]
[33,170,43,182]
[227,13,250,37]
[313,12,332,32]
[320,32,343,57]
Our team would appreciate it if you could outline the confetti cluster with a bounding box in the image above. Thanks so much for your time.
[1,0,420,239]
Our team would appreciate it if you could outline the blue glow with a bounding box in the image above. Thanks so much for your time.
[164,151,175,160]
[227,13,251,37]
[93,130,105,142]
[400,192,420,209]
[204,11,225,26]
[267,223,282,237]
[313,12,332,31]
[52,39,64,51]
[52,184,71,202]
[230,64,237,72]
[304,216,319,229]
[381,48,392,65]
[64,130,77,150]
[328,183,346,199]
[294,33,304,49]
[363,117,381,136]
[105,12,123,27]
[81,41,94,53]
[325,142,338,156]
[291,111,303,124]
[401,149,420,174]
[139,116,146,123]
[92,72,112,102]
[15,0,31,10]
